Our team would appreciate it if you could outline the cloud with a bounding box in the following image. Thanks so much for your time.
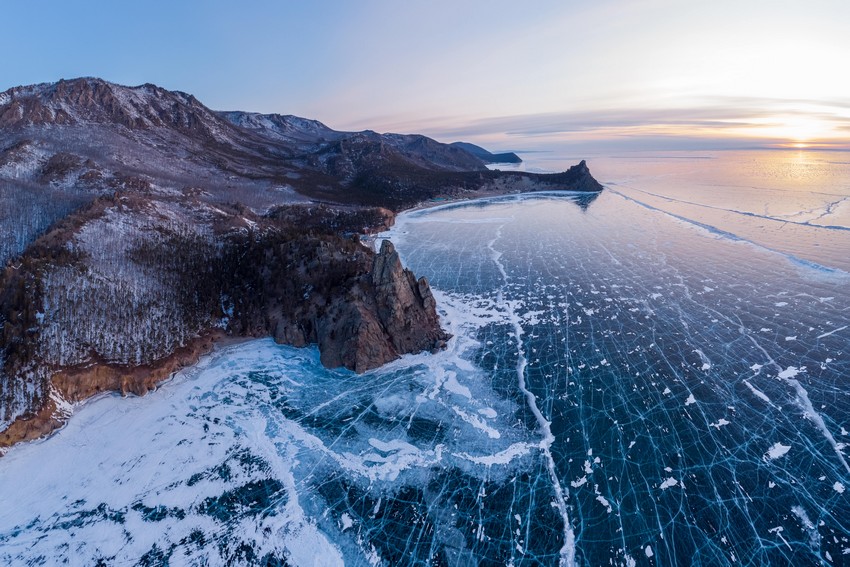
[381,96,850,150]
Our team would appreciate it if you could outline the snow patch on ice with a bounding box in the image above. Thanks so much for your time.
[457,442,534,466]
[478,407,498,418]
[765,443,791,460]
[778,366,801,379]
[596,494,612,513]
[743,380,772,405]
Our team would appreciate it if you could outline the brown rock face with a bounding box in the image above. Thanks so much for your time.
[0,331,228,450]
[371,240,443,354]
[316,240,450,373]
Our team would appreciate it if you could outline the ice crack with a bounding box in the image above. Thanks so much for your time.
[487,224,576,566]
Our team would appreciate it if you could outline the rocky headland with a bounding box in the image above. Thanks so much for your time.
[0,77,602,448]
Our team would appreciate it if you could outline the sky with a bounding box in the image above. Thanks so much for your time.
[2,0,849,152]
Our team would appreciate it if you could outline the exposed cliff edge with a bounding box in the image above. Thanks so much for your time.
[0,77,603,448]
[317,240,448,373]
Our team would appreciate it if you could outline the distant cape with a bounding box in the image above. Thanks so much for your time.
[450,141,522,164]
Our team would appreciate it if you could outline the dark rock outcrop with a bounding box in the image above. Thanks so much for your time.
[371,240,441,348]
[540,159,602,191]
[317,240,447,373]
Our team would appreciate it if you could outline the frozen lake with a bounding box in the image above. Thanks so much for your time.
[1,151,849,565]
[495,149,850,272]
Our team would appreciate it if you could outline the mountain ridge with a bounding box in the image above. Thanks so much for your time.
[450,141,522,164]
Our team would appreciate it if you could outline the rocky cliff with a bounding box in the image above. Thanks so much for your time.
[0,200,447,446]
[313,240,448,373]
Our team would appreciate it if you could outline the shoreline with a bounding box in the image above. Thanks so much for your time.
[0,331,253,452]
[0,166,601,453]
[405,187,603,214]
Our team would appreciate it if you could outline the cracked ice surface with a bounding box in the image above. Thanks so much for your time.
[1,188,849,565]
[382,191,850,565]
[0,335,558,565]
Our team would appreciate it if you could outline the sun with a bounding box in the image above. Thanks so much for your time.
[776,117,821,145]
[737,114,838,149]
